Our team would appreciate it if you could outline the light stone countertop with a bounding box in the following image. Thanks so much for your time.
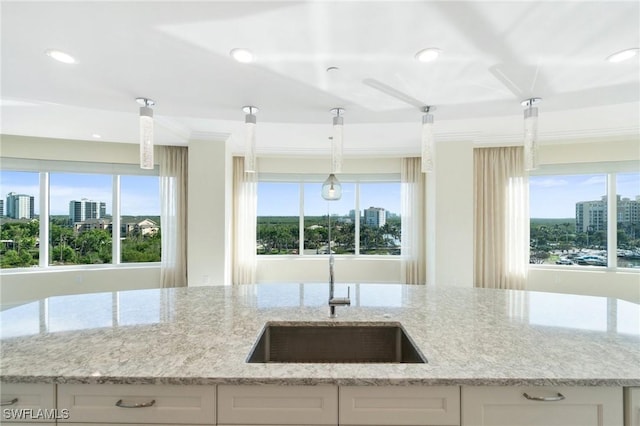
[1,283,639,386]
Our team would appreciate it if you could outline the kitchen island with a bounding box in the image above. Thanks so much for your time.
[2,284,639,425]
[1,283,639,386]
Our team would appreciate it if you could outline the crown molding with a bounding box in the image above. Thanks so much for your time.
[189,131,231,143]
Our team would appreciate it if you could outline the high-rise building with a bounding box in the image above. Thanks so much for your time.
[576,195,640,232]
[6,192,35,219]
[69,199,107,224]
[364,206,386,228]
[0,199,4,217]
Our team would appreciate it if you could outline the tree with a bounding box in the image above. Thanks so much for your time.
[1,250,21,268]
[530,251,550,264]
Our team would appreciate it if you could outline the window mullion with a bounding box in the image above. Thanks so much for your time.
[39,172,49,268]
[113,175,121,264]
[607,173,617,268]
[355,182,360,255]
[299,182,304,256]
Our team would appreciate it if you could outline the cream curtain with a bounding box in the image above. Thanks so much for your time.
[232,156,257,284]
[474,146,529,290]
[401,157,427,284]
[159,145,188,288]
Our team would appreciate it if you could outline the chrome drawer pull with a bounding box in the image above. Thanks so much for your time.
[523,392,565,402]
[0,398,18,406]
[115,399,156,408]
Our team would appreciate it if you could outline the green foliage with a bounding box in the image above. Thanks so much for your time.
[0,218,161,268]
[122,232,161,262]
[257,215,401,255]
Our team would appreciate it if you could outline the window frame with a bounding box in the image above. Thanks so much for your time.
[529,160,639,272]
[257,173,401,257]
[0,158,160,272]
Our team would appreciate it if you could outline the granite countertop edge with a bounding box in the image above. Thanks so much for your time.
[1,375,638,387]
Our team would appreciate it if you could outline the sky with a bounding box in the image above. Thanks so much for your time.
[530,173,640,218]
[0,171,160,216]
[257,182,402,217]
[2,170,638,219]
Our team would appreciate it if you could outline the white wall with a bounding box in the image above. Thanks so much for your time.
[1,266,160,308]
[528,268,639,303]
[187,136,233,286]
[427,139,475,288]
[257,257,401,284]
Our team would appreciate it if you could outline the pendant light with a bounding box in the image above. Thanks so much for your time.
[322,110,343,201]
[243,106,258,173]
[136,97,155,170]
[322,173,342,201]
[330,107,344,173]
[421,106,435,173]
[522,98,542,171]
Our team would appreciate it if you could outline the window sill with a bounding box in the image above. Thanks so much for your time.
[528,264,639,273]
[257,255,401,260]
[0,262,160,275]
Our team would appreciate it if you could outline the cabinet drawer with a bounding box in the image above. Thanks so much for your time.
[339,385,460,425]
[57,384,215,424]
[217,385,338,425]
[0,383,56,423]
[626,387,640,426]
[462,386,623,426]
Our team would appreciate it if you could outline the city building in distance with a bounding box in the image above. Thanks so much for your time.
[364,207,386,228]
[69,199,106,224]
[576,195,640,232]
[5,192,35,219]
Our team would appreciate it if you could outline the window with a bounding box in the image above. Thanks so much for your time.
[120,175,161,263]
[359,183,401,255]
[257,175,401,256]
[529,163,639,269]
[304,182,355,255]
[0,160,160,270]
[616,172,640,268]
[257,182,299,255]
[50,173,113,266]
[0,171,40,268]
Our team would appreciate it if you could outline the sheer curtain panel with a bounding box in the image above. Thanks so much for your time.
[159,146,188,288]
[401,157,427,284]
[232,156,257,284]
[474,146,529,290]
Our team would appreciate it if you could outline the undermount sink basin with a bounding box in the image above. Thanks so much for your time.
[247,322,426,363]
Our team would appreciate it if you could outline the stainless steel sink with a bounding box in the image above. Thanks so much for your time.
[247,322,427,363]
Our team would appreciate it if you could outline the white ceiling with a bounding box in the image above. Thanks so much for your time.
[1,1,639,156]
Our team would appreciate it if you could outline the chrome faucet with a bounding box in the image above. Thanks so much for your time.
[328,254,350,317]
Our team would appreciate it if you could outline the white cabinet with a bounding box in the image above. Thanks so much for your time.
[217,385,338,425]
[339,385,460,425]
[57,383,215,425]
[461,386,623,426]
[626,387,640,426]
[0,383,57,424]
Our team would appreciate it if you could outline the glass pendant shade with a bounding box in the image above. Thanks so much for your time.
[244,111,257,173]
[139,105,154,170]
[321,173,342,201]
[421,112,434,173]
[331,113,344,173]
[523,106,539,171]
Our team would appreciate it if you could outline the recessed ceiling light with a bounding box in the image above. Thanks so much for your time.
[45,49,76,64]
[606,48,639,63]
[230,48,254,63]
[415,48,441,63]
[92,134,101,139]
